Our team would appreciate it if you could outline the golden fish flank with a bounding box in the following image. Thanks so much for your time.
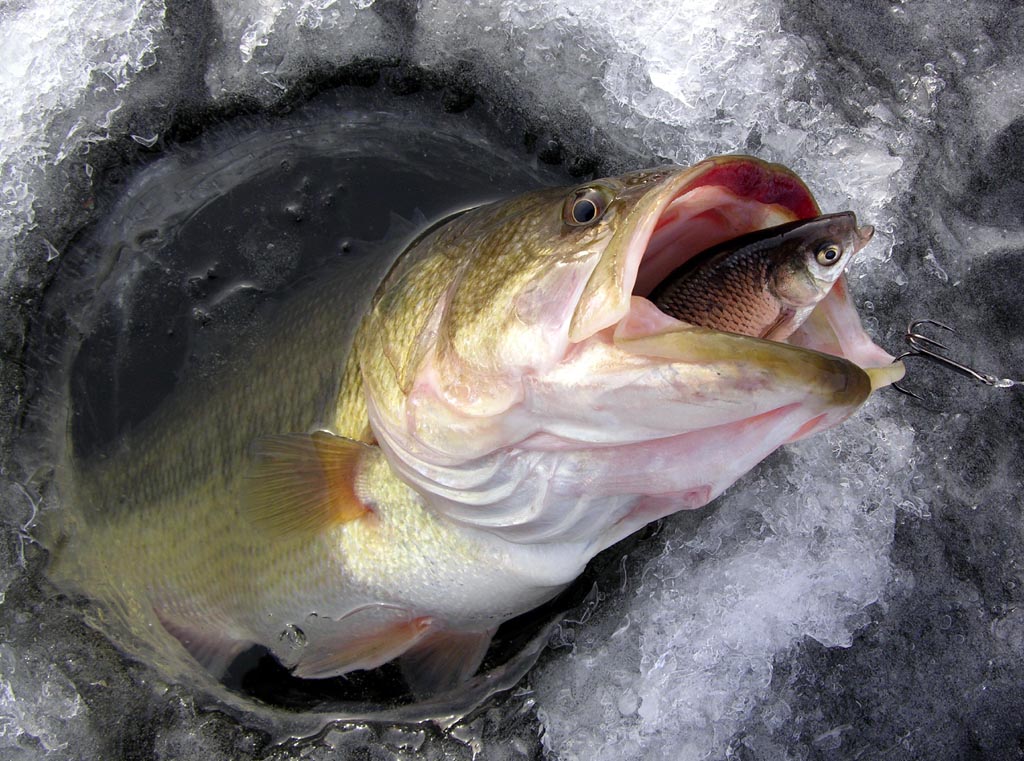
[46,155,904,694]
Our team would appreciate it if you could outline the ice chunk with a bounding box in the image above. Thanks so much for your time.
[0,647,83,755]
[205,0,389,98]
[967,56,1024,144]
[0,0,165,280]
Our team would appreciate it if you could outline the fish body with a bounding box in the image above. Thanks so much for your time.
[45,155,902,694]
[650,212,873,340]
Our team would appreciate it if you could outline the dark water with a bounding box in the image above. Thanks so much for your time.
[57,89,570,462]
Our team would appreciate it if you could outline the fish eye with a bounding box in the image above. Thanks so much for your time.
[815,243,843,266]
[564,188,609,227]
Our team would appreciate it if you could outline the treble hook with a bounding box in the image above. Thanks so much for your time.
[892,319,1021,400]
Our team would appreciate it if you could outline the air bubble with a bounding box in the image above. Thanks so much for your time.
[278,624,308,652]
[130,133,160,148]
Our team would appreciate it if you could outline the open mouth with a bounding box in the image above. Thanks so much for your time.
[633,157,818,300]
[620,156,899,379]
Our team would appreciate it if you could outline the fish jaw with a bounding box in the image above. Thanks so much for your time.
[368,295,871,547]
[565,154,900,382]
[358,155,896,548]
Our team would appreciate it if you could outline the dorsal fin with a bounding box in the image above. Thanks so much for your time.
[244,431,372,537]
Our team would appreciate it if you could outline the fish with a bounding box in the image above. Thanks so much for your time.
[41,155,905,699]
[649,212,874,340]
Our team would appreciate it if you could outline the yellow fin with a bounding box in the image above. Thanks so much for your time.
[244,431,372,536]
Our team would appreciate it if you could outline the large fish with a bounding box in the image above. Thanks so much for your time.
[42,155,903,697]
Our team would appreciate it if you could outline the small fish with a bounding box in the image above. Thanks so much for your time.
[41,155,904,700]
[649,212,874,340]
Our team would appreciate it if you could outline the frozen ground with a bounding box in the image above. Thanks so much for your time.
[1,0,1023,759]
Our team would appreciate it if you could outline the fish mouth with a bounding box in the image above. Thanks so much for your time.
[632,156,821,299]
[573,155,902,387]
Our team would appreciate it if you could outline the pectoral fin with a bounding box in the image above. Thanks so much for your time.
[244,431,373,537]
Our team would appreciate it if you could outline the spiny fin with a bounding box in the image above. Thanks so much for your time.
[399,627,496,697]
[245,431,372,537]
[154,606,251,677]
[292,616,434,679]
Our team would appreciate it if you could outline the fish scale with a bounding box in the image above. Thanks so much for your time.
[655,250,777,336]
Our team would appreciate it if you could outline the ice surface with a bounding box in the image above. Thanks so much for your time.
[204,0,390,97]
[533,414,916,760]
[2,0,1024,759]
[0,0,165,280]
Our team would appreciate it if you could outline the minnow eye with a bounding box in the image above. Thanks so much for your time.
[564,188,609,227]
[816,243,842,266]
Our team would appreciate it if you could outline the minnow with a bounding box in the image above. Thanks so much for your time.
[650,212,874,340]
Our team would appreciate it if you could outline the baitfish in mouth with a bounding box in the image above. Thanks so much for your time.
[648,212,874,342]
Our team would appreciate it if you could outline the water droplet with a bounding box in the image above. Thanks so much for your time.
[279,623,307,651]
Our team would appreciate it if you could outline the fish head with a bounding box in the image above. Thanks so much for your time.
[767,211,874,309]
[355,155,903,552]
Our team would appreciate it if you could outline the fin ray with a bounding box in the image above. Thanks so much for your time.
[153,605,251,677]
[292,614,434,679]
[244,431,372,536]
[400,627,496,697]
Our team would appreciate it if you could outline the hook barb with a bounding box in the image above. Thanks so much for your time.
[891,318,1021,399]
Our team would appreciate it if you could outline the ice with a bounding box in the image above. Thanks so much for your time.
[205,0,389,97]
[0,643,85,757]
[533,415,914,759]
[2,0,1024,758]
[0,0,165,281]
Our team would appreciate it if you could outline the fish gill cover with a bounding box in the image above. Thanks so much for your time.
[0,0,1022,760]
